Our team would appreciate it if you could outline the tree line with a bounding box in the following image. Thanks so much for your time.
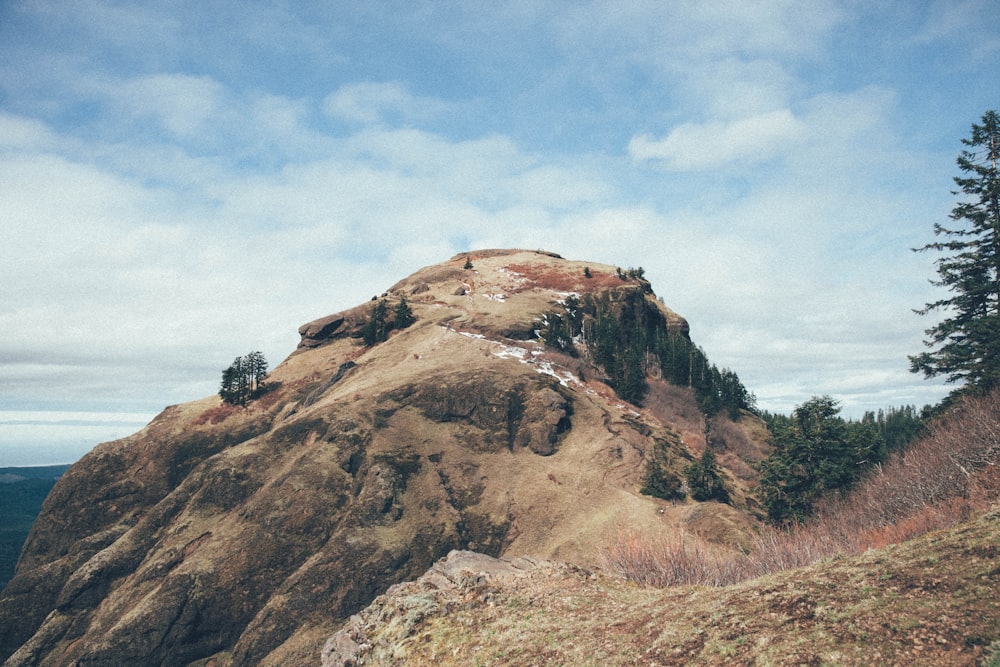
[755,397,925,524]
[756,110,999,524]
[541,290,755,418]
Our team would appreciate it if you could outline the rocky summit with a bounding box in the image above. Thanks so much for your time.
[0,249,766,666]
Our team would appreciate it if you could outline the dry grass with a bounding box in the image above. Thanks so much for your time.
[352,503,1000,666]
[505,262,626,292]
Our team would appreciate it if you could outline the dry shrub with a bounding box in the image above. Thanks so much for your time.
[601,530,749,588]
[814,388,1000,535]
[506,262,625,292]
[642,381,704,433]
[195,404,238,425]
[858,496,976,550]
[604,389,1000,588]
[717,450,757,482]
[707,416,748,455]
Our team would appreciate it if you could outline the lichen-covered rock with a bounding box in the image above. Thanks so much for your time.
[320,550,577,667]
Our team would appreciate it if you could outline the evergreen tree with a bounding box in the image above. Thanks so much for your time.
[245,350,269,394]
[685,448,729,503]
[219,351,269,406]
[362,299,389,346]
[393,296,416,329]
[911,110,1000,394]
[640,438,684,501]
[756,396,886,524]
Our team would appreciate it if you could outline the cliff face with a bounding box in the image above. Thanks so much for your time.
[0,250,757,666]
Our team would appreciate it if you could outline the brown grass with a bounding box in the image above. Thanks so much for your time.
[194,403,238,425]
[506,262,627,292]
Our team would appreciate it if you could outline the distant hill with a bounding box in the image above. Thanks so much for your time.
[0,465,69,589]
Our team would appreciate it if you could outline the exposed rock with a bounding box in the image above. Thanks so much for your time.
[513,385,572,455]
[320,550,578,667]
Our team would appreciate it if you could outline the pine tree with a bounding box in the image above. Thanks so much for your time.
[219,352,269,406]
[685,448,729,503]
[393,296,416,329]
[362,299,389,346]
[911,110,1000,394]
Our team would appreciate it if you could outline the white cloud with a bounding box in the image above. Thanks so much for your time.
[0,112,60,150]
[629,108,806,170]
[324,82,450,125]
[117,74,226,138]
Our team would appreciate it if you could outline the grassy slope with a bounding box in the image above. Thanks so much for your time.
[356,504,1000,666]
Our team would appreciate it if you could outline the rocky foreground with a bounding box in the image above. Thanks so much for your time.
[324,506,1000,666]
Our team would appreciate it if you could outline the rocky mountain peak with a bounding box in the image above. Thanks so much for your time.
[0,249,754,667]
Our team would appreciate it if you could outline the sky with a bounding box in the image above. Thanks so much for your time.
[1,1,997,466]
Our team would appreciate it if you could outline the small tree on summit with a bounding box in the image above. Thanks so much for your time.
[362,299,390,346]
[394,295,416,329]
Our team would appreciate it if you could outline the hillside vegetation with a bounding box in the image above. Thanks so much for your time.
[3,249,997,667]
[324,504,1000,666]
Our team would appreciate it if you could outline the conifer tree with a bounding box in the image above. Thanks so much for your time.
[911,110,1000,394]
[362,299,389,346]
[393,295,416,329]
[219,351,268,406]
[685,448,729,503]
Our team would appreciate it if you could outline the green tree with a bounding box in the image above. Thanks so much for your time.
[640,438,684,501]
[911,110,1000,394]
[219,351,268,406]
[245,350,269,392]
[685,448,729,503]
[362,299,389,346]
[393,295,416,329]
[756,396,884,524]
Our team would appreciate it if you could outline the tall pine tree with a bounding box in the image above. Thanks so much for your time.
[911,110,1000,394]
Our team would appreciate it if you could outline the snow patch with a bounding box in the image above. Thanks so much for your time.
[449,328,585,389]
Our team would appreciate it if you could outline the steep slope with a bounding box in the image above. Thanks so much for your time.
[0,250,762,666]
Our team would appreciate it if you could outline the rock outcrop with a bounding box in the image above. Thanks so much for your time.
[1,249,761,666]
[320,550,586,666]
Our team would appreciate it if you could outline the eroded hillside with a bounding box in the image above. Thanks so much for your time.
[0,250,767,666]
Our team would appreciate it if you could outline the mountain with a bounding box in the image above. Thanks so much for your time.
[0,250,768,666]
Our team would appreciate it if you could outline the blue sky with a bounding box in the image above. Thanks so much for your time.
[1,1,997,465]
